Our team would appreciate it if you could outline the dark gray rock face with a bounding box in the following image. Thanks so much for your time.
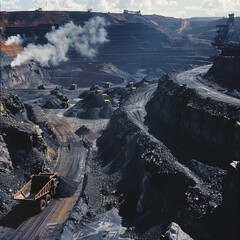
[222,161,240,228]
[0,93,48,173]
[146,75,240,167]
[216,161,240,239]
[0,172,26,220]
[1,52,50,89]
[2,91,24,115]
[205,56,240,91]
[0,90,49,220]
[97,108,227,239]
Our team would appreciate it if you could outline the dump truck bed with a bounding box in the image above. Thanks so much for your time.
[13,173,58,201]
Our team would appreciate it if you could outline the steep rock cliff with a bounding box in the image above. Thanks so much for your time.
[205,55,240,91]
[0,90,49,219]
[146,75,240,167]
[0,37,50,89]
[97,107,226,239]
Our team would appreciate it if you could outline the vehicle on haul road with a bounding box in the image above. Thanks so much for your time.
[13,173,59,212]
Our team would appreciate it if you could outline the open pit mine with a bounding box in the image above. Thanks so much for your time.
[0,9,239,240]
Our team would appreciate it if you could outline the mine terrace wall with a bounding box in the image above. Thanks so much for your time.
[98,104,233,238]
[146,74,240,167]
[97,79,239,238]
[205,55,240,91]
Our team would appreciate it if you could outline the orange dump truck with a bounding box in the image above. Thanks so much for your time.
[13,173,59,211]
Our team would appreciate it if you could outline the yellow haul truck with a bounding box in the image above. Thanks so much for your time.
[13,173,59,212]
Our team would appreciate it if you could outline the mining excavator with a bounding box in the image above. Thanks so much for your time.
[103,82,112,88]
[50,87,60,95]
[212,13,240,56]
[69,84,78,90]
[61,96,70,108]
[13,173,59,212]
[50,87,70,108]
[90,84,100,91]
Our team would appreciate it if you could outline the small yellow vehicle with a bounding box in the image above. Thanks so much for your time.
[126,81,134,88]
[130,86,137,91]
[13,173,59,212]
[104,99,111,103]
[95,89,102,94]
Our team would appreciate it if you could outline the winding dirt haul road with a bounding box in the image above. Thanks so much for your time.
[0,105,108,240]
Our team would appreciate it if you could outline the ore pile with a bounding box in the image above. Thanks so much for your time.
[41,88,67,109]
[65,92,114,119]
[58,177,79,198]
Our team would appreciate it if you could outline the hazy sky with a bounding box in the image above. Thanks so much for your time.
[1,0,240,18]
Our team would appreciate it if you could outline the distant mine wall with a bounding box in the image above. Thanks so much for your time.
[146,75,240,166]
[2,12,210,86]
[205,56,240,90]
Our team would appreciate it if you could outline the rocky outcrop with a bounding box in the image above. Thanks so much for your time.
[218,161,239,239]
[97,107,227,239]
[0,90,49,220]
[146,75,240,167]
[0,45,50,89]
[164,222,193,240]
[0,91,47,171]
[205,55,240,91]
[2,90,24,114]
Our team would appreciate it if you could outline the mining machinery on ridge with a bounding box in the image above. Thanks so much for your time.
[212,13,240,56]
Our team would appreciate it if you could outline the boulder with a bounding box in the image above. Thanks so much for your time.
[165,222,193,240]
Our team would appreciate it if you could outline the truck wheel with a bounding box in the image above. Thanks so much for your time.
[39,199,46,212]
[51,186,59,198]
[46,194,51,206]
[51,187,56,196]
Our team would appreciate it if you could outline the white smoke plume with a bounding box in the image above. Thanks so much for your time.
[11,16,109,67]
[5,34,23,46]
